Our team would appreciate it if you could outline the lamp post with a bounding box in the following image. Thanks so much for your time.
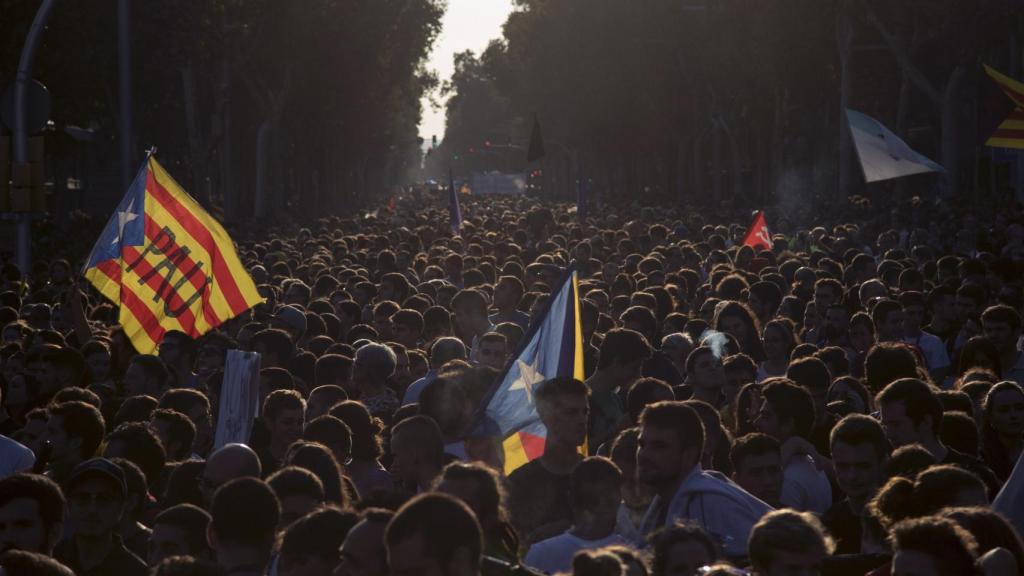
[11,0,60,276]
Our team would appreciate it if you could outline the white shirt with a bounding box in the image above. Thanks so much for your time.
[0,435,35,478]
[780,454,832,515]
[524,529,628,574]
[905,331,950,372]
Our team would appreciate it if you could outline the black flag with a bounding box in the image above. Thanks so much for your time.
[527,115,545,162]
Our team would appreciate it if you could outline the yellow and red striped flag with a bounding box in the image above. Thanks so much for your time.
[83,155,262,354]
[983,64,1024,150]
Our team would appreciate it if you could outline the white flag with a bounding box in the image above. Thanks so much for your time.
[846,109,944,183]
[994,452,1024,537]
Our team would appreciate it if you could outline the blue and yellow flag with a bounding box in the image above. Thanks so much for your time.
[83,155,262,354]
[475,264,584,474]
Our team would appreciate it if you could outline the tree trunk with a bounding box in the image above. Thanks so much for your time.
[837,1,853,199]
[254,119,271,218]
[940,64,966,197]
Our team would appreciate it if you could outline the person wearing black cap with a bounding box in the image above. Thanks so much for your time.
[53,458,146,576]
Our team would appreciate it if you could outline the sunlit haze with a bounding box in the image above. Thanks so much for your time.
[419,0,515,144]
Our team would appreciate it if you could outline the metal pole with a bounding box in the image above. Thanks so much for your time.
[118,0,134,190]
[12,0,60,277]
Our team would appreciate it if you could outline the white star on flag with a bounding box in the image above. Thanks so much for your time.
[508,358,546,407]
[112,197,138,245]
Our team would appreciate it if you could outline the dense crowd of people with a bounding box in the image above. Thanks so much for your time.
[1,191,1024,576]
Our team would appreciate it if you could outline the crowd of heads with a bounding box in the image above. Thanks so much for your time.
[0,192,1023,575]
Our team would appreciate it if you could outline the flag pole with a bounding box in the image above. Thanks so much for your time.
[463,261,578,438]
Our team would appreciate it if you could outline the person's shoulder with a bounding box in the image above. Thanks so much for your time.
[0,434,33,468]
[823,498,854,523]
[943,449,1000,484]
[0,434,31,453]
[508,459,559,488]
[944,447,984,467]
[111,537,148,574]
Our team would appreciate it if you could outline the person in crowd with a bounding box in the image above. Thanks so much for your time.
[402,336,467,405]
[758,319,796,383]
[384,493,483,576]
[336,508,392,576]
[54,458,147,576]
[822,414,890,555]
[147,503,212,567]
[109,458,151,559]
[199,443,262,507]
[490,276,531,332]
[266,466,325,529]
[302,414,353,471]
[389,415,445,493]
[278,507,356,576]
[434,461,521,566]
[637,401,771,558]
[352,343,400,420]
[329,400,392,497]
[524,457,629,574]
[207,477,279,576]
[900,292,951,384]
[257,389,305,475]
[0,473,65,555]
[586,329,652,450]
[149,408,196,463]
[753,378,832,514]
[747,510,834,576]
[123,354,170,399]
[980,381,1024,482]
[981,305,1024,385]
[678,346,728,408]
[157,330,199,389]
[888,516,979,576]
[729,433,783,508]
[158,389,213,458]
[508,377,589,545]
[43,401,105,485]
[648,522,720,576]
[876,377,1001,496]
[475,332,509,372]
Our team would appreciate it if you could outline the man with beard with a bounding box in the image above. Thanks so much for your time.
[637,401,771,558]
[0,473,65,556]
[54,458,146,576]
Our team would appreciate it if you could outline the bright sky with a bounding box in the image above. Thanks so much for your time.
[419,0,515,143]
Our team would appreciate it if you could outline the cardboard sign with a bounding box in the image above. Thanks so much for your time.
[213,350,261,450]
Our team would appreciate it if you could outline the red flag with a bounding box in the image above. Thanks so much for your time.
[742,211,772,250]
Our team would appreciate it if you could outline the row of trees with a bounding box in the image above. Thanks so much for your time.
[1,0,444,220]
[432,0,1021,219]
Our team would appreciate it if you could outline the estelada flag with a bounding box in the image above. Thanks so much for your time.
[83,155,262,354]
[472,264,584,474]
[741,211,772,251]
[982,64,1024,150]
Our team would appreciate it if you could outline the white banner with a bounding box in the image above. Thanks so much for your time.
[213,350,261,451]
